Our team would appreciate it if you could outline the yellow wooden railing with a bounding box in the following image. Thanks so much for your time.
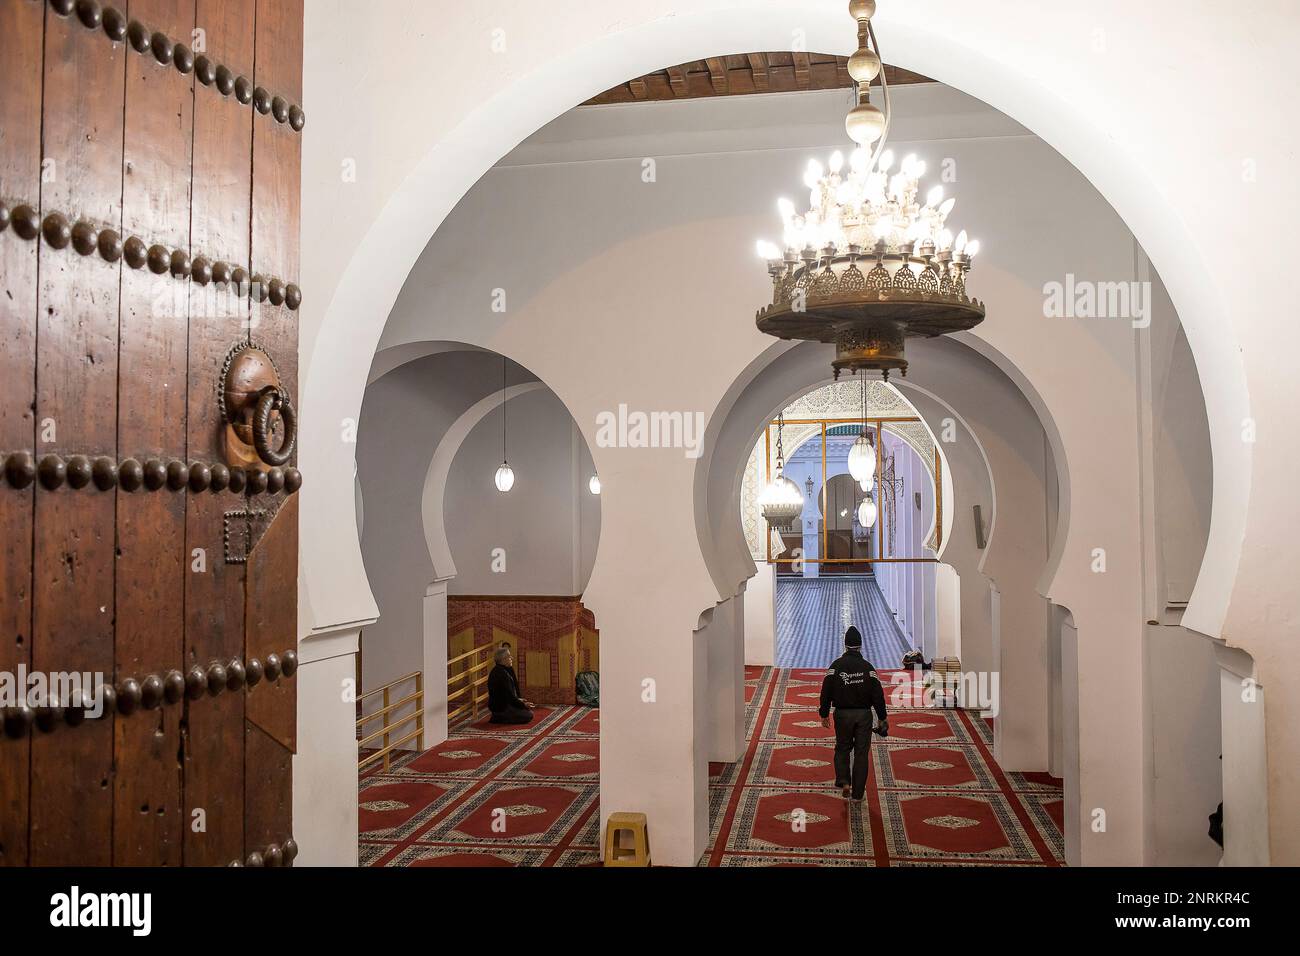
[357,671,423,771]
[447,643,495,728]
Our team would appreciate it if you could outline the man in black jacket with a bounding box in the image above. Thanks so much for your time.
[487,646,535,724]
[819,626,888,800]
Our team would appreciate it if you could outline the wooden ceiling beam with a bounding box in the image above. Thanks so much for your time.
[665,64,689,98]
[582,52,932,105]
[792,51,811,90]
[704,56,729,94]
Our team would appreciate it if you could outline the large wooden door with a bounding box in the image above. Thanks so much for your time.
[0,0,303,867]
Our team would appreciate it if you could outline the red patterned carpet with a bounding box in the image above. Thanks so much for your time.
[358,667,1063,867]
[701,666,1064,866]
[359,705,602,866]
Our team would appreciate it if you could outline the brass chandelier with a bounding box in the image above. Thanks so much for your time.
[755,0,985,380]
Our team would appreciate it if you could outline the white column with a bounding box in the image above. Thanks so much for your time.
[1047,610,1064,779]
[743,562,776,666]
[422,577,452,748]
[801,516,820,578]
[935,563,960,659]
[598,601,710,867]
[293,623,363,867]
[705,596,745,763]
[1057,607,1082,867]
[1217,644,1270,866]
[921,561,937,660]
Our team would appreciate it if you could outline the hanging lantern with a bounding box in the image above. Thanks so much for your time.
[494,356,516,492]
[494,462,515,492]
[858,495,878,529]
[848,434,876,483]
[848,377,876,483]
[760,412,804,532]
[759,470,804,532]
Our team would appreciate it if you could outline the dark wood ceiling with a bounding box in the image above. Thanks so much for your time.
[584,53,932,105]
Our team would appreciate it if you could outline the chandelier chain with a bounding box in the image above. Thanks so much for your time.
[775,411,787,468]
[865,21,892,175]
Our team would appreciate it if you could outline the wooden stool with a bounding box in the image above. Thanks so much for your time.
[931,656,962,708]
[604,812,651,867]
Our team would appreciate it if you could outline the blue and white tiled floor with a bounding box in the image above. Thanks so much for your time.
[775,575,913,668]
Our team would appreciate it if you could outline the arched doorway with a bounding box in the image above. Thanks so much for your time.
[353,346,604,866]
[744,381,947,669]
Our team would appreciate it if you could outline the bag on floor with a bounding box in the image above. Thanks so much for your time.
[575,670,599,707]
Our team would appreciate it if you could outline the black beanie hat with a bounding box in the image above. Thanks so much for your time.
[844,626,862,648]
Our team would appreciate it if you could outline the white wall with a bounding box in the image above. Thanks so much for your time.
[445,390,600,596]
[1151,315,1213,611]
[873,430,936,656]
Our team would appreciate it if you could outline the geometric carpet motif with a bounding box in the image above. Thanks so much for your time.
[360,705,602,867]
[700,666,1064,866]
[360,667,1063,867]
[776,576,913,668]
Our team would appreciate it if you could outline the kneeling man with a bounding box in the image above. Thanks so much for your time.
[487,646,536,724]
